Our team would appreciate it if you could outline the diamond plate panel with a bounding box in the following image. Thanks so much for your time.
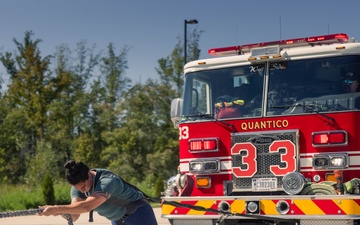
[172,219,217,225]
[300,220,353,225]
[231,130,299,192]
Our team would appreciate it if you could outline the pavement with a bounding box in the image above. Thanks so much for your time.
[0,207,170,225]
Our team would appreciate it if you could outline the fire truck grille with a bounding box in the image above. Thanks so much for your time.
[231,130,299,192]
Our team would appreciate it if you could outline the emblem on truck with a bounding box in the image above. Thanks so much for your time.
[250,136,279,145]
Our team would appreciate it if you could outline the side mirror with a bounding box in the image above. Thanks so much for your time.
[170,98,182,128]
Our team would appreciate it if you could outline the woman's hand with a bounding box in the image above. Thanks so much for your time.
[38,205,60,216]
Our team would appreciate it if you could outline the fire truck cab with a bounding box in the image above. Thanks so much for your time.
[163,33,360,225]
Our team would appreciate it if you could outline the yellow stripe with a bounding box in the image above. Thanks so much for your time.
[261,200,279,215]
[187,200,215,215]
[230,200,245,214]
[161,202,176,215]
[333,199,360,215]
[293,199,325,215]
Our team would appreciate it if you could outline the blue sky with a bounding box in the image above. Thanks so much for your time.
[1,0,360,84]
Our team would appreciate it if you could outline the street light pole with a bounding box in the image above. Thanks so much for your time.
[184,19,198,65]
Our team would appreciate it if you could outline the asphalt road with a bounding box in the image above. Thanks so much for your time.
[0,207,170,225]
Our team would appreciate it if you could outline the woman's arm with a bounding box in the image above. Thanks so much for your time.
[64,197,84,222]
[39,192,108,219]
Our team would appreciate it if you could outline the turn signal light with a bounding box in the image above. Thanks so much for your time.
[325,173,336,182]
[196,177,211,188]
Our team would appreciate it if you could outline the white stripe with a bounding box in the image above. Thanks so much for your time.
[180,156,231,163]
[180,155,360,173]
[300,151,360,157]
[180,159,232,173]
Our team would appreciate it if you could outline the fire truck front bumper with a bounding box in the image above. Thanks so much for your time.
[161,196,360,224]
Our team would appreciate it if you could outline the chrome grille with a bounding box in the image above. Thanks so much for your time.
[231,130,299,192]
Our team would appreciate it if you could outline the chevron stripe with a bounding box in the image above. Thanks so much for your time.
[162,198,360,216]
[334,199,360,215]
[261,200,279,215]
[187,200,214,215]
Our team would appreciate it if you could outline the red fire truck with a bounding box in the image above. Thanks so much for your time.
[162,33,360,225]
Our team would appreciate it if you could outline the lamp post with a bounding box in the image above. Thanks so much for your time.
[184,19,198,65]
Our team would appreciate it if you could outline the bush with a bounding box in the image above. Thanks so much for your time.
[154,175,164,198]
[0,182,71,211]
[42,173,55,205]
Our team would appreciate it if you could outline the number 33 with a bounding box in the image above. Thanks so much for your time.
[231,140,296,177]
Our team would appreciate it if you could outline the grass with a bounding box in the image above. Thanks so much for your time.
[0,181,162,212]
[0,182,71,211]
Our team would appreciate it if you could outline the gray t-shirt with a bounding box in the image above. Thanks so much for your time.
[70,169,143,221]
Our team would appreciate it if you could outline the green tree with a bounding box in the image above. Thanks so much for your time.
[5,31,55,141]
[157,29,202,97]
[0,58,18,182]
[0,99,30,183]
[73,79,105,165]
[103,82,156,182]
[105,28,202,182]
[97,43,130,133]
[48,40,101,167]
[0,27,202,189]
[101,44,130,114]
[0,31,61,182]
[74,43,130,167]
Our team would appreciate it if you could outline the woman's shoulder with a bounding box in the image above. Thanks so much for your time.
[93,169,122,183]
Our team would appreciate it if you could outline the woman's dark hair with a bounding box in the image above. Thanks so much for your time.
[64,160,90,185]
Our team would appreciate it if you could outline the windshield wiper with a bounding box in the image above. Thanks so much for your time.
[271,103,335,122]
[185,113,214,119]
[301,103,335,122]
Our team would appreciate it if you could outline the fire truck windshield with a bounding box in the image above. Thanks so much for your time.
[181,55,360,121]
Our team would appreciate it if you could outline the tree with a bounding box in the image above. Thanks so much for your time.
[74,43,131,167]
[0,31,60,182]
[47,41,100,164]
[101,44,131,109]
[6,31,55,141]
[97,43,131,132]
[0,27,202,188]
[102,82,156,181]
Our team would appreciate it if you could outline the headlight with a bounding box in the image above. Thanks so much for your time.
[313,154,348,169]
[190,162,203,171]
[313,157,329,167]
[331,156,345,167]
[189,160,220,174]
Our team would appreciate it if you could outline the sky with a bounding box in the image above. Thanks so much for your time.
[1,0,360,84]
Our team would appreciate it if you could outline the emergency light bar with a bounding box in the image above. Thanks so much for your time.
[208,33,349,57]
